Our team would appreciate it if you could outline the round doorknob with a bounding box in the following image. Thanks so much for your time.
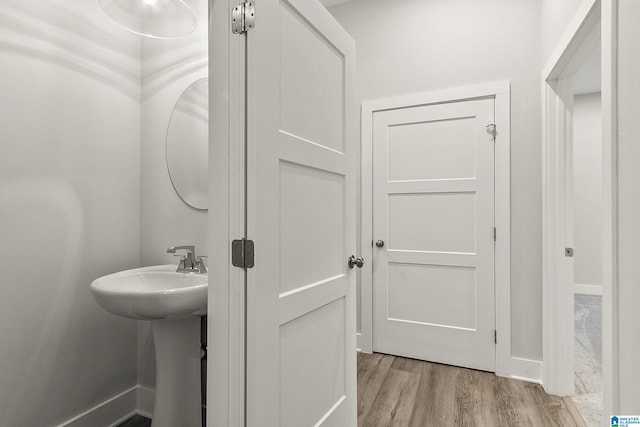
[348,255,365,269]
[375,240,384,248]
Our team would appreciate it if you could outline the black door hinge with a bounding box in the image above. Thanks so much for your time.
[232,238,254,269]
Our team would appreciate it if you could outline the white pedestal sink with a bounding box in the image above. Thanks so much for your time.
[90,265,206,427]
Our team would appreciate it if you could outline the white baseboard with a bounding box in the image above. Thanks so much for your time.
[56,385,156,427]
[57,386,137,427]
[356,332,373,354]
[497,356,543,385]
[136,386,155,418]
[360,332,543,384]
[574,283,603,295]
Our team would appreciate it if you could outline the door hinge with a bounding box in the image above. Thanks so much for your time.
[494,330,497,344]
[493,227,497,241]
[486,123,496,140]
[232,1,255,34]
[232,238,255,268]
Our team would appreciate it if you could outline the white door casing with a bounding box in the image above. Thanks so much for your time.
[541,0,610,406]
[245,0,357,426]
[372,97,497,372]
[359,82,521,380]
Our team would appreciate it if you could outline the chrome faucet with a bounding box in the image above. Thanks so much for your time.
[167,245,207,274]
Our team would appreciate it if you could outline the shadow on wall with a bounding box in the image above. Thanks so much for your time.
[0,1,142,424]
[0,0,207,101]
[141,0,208,100]
[142,40,207,100]
[0,180,84,424]
[0,0,141,99]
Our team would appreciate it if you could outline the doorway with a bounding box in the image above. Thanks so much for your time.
[542,0,614,424]
[372,97,496,371]
[570,44,603,425]
[360,82,512,375]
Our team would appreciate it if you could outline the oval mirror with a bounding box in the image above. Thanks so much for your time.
[166,78,208,210]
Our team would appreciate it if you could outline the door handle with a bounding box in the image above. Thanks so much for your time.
[375,240,384,248]
[348,255,365,269]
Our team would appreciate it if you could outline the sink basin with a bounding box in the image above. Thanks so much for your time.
[90,264,206,427]
[90,264,207,320]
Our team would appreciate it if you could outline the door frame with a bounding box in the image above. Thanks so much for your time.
[360,81,520,379]
[208,0,246,425]
[541,0,600,397]
[542,0,619,423]
[541,0,618,421]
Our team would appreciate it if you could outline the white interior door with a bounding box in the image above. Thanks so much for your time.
[245,0,357,426]
[372,97,496,372]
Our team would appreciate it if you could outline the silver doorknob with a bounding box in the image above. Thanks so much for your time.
[375,240,384,248]
[348,255,365,269]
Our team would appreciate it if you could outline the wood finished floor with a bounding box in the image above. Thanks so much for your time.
[117,353,585,427]
[358,352,586,427]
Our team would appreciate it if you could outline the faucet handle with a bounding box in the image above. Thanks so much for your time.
[194,256,207,273]
[167,245,195,255]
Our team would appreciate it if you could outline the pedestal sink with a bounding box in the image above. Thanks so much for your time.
[90,265,206,427]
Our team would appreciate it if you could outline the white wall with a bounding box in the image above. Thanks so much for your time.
[616,0,640,412]
[572,93,602,288]
[541,0,588,64]
[0,1,141,425]
[138,0,208,389]
[329,0,543,361]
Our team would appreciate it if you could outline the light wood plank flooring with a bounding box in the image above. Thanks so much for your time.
[358,352,585,427]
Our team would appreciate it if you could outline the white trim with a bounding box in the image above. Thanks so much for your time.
[359,101,373,354]
[541,0,611,399]
[208,0,246,426]
[355,332,366,354]
[362,81,511,115]
[543,76,577,397]
[600,0,618,420]
[506,357,544,385]
[360,81,524,379]
[543,0,602,80]
[56,385,150,427]
[574,283,603,295]
[493,86,513,381]
[136,386,155,419]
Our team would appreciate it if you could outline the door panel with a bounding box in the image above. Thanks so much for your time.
[388,192,477,253]
[279,161,345,295]
[279,2,344,152]
[373,98,496,372]
[280,298,346,427]
[387,263,477,329]
[388,117,477,181]
[246,0,357,426]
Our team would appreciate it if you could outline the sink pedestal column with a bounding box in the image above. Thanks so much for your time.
[151,317,201,427]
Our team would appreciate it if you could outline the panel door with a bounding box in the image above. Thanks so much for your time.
[245,0,357,426]
[372,98,496,372]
